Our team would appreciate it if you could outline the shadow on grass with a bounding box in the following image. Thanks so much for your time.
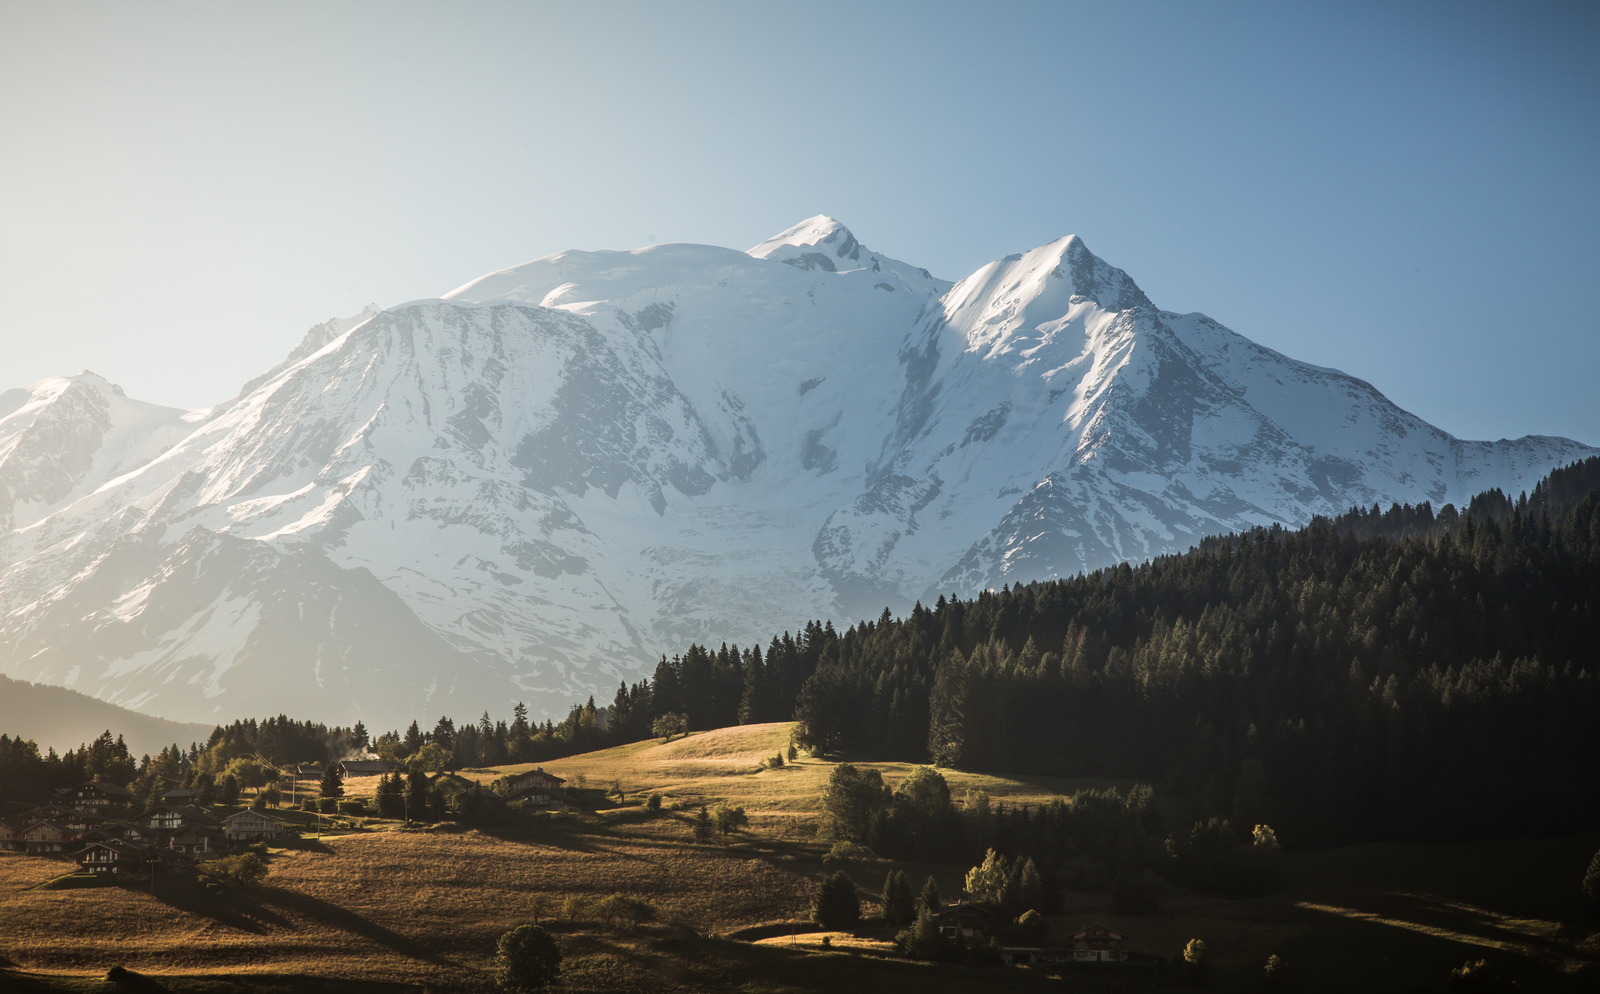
[137,875,291,936]
[250,886,444,964]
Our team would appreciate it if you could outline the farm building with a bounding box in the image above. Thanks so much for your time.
[223,809,289,841]
[505,785,576,812]
[504,768,565,792]
[1070,922,1129,962]
[60,780,133,814]
[340,760,397,778]
[934,902,999,939]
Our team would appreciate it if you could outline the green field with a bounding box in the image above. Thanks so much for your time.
[2,722,1596,992]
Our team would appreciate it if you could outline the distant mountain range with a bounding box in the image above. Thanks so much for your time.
[0,674,212,755]
[2,217,1593,728]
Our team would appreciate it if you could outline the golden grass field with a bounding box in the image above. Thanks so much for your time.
[2,721,1598,992]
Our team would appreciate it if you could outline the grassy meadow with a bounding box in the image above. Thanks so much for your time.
[1,721,1597,992]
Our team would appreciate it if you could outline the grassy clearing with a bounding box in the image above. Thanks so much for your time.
[1,725,1597,991]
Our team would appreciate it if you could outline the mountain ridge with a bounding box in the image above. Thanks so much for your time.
[1,217,1592,728]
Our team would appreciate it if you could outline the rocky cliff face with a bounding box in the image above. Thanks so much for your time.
[2,218,1592,726]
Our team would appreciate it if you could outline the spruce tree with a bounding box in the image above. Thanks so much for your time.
[916,875,943,915]
[811,871,860,931]
[881,869,915,926]
[1583,847,1600,913]
[319,764,344,800]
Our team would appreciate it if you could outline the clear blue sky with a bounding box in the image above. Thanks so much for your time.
[2,1,1596,444]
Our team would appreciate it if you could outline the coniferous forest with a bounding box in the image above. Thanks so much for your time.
[4,458,1598,858]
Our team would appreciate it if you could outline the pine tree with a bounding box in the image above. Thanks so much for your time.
[881,869,915,926]
[916,875,943,916]
[811,871,861,931]
[319,764,344,800]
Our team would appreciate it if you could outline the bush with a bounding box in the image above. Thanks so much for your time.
[787,744,798,762]
[595,893,658,930]
[651,713,688,741]
[197,852,269,890]
[811,870,860,931]
[1265,953,1286,989]
[318,797,338,814]
[494,924,561,991]
[646,792,662,814]
[301,799,317,812]
[712,804,748,835]
[1183,938,1209,984]
[563,894,591,921]
[823,840,876,865]
[338,799,367,816]
[376,790,405,819]
[1583,847,1600,913]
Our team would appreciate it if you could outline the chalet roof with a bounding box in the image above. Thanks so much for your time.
[935,902,999,921]
[509,768,565,784]
[1070,922,1128,940]
[74,781,133,797]
[430,772,478,789]
[340,760,396,775]
[223,809,285,826]
[162,787,202,799]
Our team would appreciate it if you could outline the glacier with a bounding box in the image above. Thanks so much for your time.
[1,217,1593,727]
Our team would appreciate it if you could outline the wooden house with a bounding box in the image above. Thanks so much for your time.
[65,781,133,814]
[168,826,223,856]
[339,760,396,778]
[22,820,74,854]
[77,839,151,875]
[223,809,288,841]
[1069,922,1129,962]
[505,768,565,792]
[0,819,18,852]
[505,785,575,812]
[161,787,203,805]
[934,902,999,939]
[295,765,323,780]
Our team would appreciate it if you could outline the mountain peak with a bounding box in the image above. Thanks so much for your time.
[747,215,860,263]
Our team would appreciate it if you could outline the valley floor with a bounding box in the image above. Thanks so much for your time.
[1,723,1596,992]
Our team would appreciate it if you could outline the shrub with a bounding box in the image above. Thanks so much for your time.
[318,797,338,814]
[1183,938,1209,984]
[787,744,798,762]
[646,792,662,814]
[651,713,688,741]
[563,894,591,921]
[1265,953,1286,989]
[823,840,876,866]
[197,852,269,890]
[301,799,317,812]
[811,870,860,931]
[769,751,784,768]
[712,804,748,835]
[1583,847,1600,913]
[595,893,658,930]
[494,924,561,992]
[338,799,367,816]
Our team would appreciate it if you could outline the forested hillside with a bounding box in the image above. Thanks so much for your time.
[5,459,1597,854]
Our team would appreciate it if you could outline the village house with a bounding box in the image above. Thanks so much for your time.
[295,765,322,780]
[61,781,133,815]
[339,760,396,778]
[223,809,288,841]
[1070,922,1129,962]
[505,768,565,792]
[22,819,73,854]
[140,804,218,833]
[934,902,999,940]
[77,839,150,875]
[169,826,223,856]
[505,785,576,812]
[161,786,203,805]
[0,818,19,852]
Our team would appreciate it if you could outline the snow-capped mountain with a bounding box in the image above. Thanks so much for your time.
[2,218,1593,727]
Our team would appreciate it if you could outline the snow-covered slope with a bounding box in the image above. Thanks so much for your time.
[2,217,1592,727]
